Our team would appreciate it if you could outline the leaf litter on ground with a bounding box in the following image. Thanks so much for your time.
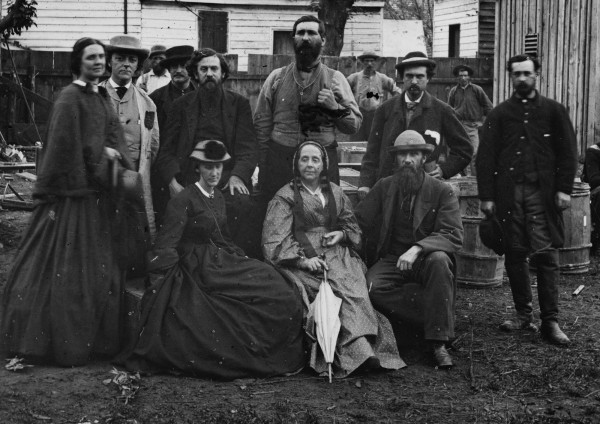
[103,367,141,405]
[5,356,33,371]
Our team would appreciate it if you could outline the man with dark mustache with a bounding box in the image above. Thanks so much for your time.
[358,51,472,200]
[477,55,577,345]
[254,15,361,199]
[149,45,196,225]
[356,130,464,369]
[155,48,260,256]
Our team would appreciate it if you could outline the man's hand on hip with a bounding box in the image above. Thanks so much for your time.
[480,200,496,217]
[555,191,571,210]
[396,245,423,271]
[427,165,444,180]
[357,186,370,201]
[169,178,184,197]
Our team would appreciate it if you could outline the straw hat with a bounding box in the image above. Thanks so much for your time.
[105,34,149,62]
[395,51,436,75]
[388,130,435,154]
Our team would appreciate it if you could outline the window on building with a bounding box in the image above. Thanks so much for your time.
[449,24,461,57]
[198,11,228,53]
[273,31,294,55]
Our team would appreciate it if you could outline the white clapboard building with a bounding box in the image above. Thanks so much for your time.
[0,0,412,71]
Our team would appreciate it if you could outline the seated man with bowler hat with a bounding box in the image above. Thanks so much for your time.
[99,34,159,238]
[355,130,464,369]
[154,48,261,257]
[358,51,472,201]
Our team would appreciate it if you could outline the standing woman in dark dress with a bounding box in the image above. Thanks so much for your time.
[121,140,305,379]
[1,38,133,366]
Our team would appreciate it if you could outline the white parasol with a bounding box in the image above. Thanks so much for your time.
[312,268,342,383]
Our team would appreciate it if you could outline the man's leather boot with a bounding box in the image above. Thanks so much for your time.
[501,256,536,331]
[535,251,570,345]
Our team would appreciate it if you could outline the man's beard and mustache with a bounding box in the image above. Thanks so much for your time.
[406,83,422,99]
[515,81,534,97]
[397,163,424,194]
[200,76,219,91]
[295,39,322,70]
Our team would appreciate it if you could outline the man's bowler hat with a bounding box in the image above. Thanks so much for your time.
[395,51,436,75]
[479,215,505,256]
[161,45,195,68]
[190,140,231,163]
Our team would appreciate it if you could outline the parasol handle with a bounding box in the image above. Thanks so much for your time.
[328,363,332,383]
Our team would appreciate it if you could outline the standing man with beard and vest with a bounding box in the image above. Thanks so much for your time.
[477,55,577,345]
[447,64,493,176]
[347,50,401,142]
[149,45,196,226]
[155,48,260,257]
[100,34,159,237]
[358,51,472,201]
[137,44,170,95]
[254,15,361,199]
[355,130,464,369]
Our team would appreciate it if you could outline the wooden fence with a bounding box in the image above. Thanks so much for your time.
[0,49,493,146]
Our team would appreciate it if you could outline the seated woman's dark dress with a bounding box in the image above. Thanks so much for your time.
[122,183,305,379]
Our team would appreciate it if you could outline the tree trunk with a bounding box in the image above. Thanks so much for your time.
[318,0,355,57]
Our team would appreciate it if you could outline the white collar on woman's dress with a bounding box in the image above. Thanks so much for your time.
[195,182,214,198]
[301,182,326,208]
[73,79,98,93]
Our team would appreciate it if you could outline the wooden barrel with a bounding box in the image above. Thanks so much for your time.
[446,177,504,288]
[559,181,592,274]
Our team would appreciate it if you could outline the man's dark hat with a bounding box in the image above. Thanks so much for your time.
[395,51,436,74]
[358,50,380,61]
[148,45,167,59]
[479,215,505,256]
[161,45,195,68]
[453,64,474,76]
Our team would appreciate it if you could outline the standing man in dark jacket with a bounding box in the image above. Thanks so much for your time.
[477,55,577,345]
[149,45,196,226]
[358,51,472,200]
[155,48,260,256]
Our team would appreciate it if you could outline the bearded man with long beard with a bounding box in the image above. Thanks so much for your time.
[356,130,464,369]
[154,48,261,256]
[254,15,362,200]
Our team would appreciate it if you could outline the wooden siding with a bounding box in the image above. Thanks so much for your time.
[432,0,480,57]
[494,0,600,153]
[140,3,383,71]
[0,0,142,50]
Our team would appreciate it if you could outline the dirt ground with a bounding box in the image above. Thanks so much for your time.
[1,175,599,424]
